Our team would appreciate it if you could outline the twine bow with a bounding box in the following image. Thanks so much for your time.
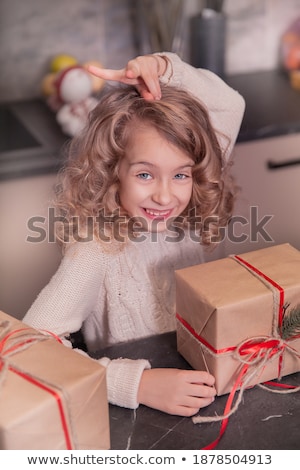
[192,335,300,451]
[193,334,300,426]
[0,320,49,387]
[0,319,76,450]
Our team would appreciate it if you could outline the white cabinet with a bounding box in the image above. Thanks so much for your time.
[224,132,300,256]
[0,174,62,319]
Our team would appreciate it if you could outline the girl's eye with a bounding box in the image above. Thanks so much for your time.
[137,172,152,180]
[174,173,189,179]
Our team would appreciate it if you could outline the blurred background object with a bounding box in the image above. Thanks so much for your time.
[133,0,185,56]
[280,16,300,89]
[40,55,105,136]
[190,1,226,77]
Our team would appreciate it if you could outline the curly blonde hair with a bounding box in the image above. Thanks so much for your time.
[55,84,235,246]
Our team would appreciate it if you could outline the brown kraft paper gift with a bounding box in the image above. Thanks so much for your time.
[0,311,110,450]
[175,243,300,396]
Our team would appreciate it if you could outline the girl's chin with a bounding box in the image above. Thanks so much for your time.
[130,217,170,233]
[146,218,176,233]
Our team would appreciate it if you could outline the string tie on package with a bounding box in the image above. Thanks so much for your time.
[0,319,76,450]
[189,254,300,449]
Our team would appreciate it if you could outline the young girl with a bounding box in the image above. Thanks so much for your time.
[23,53,245,417]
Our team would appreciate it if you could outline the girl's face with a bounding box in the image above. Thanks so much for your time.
[118,126,194,232]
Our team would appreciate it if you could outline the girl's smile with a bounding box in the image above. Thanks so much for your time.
[118,125,194,232]
[142,208,173,219]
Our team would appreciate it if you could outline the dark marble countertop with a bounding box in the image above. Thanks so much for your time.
[0,99,68,181]
[226,69,300,142]
[93,332,300,450]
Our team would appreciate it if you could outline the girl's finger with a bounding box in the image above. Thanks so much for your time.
[135,83,156,101]
[125,61,142,79]
[87,60,162,100]
[86,66,124,82]
[126,58,162,100]
[87,65,141,87]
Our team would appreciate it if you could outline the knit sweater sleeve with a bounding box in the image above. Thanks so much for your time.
[23,240,151,410]
[156,52,245,160]
[98,357,151,409]
[23,241,107,335]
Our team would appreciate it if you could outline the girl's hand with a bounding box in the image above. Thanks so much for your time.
[138,368,216,416]
[86,55,168,101]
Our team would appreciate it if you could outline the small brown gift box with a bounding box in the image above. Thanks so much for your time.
[0,311,110,450]
[175,243,300,396]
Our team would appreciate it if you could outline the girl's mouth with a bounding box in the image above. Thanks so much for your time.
[143,208,173,220]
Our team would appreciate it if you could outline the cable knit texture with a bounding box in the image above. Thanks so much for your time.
[23,53,245,409]
[23,232,205,345]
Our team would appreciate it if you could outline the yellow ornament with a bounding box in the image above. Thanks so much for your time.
[50,54,78,73]
[41,72,56,96]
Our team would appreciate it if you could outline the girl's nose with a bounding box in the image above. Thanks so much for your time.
[152,181,172,206]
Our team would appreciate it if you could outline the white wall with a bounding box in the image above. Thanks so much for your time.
[0,174,62,319]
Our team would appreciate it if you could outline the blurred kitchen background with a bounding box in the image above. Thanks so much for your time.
[2,0,300,101]
[1,0,300,319]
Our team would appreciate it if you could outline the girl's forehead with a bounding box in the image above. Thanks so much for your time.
[122,119,197,165]
[123,126,194,167]
[123,123,157,151]
[125,124,171,151]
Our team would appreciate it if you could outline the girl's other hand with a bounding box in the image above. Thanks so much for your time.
[86,55,168,101]
[138,368,216,416]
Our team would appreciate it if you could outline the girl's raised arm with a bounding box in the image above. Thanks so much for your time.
[87,52,245,160]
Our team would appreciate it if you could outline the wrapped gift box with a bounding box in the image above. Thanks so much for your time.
[175,243,300,395]
[0,311,110,450]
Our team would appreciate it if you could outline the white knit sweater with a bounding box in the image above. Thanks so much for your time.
[23,53,245,410]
